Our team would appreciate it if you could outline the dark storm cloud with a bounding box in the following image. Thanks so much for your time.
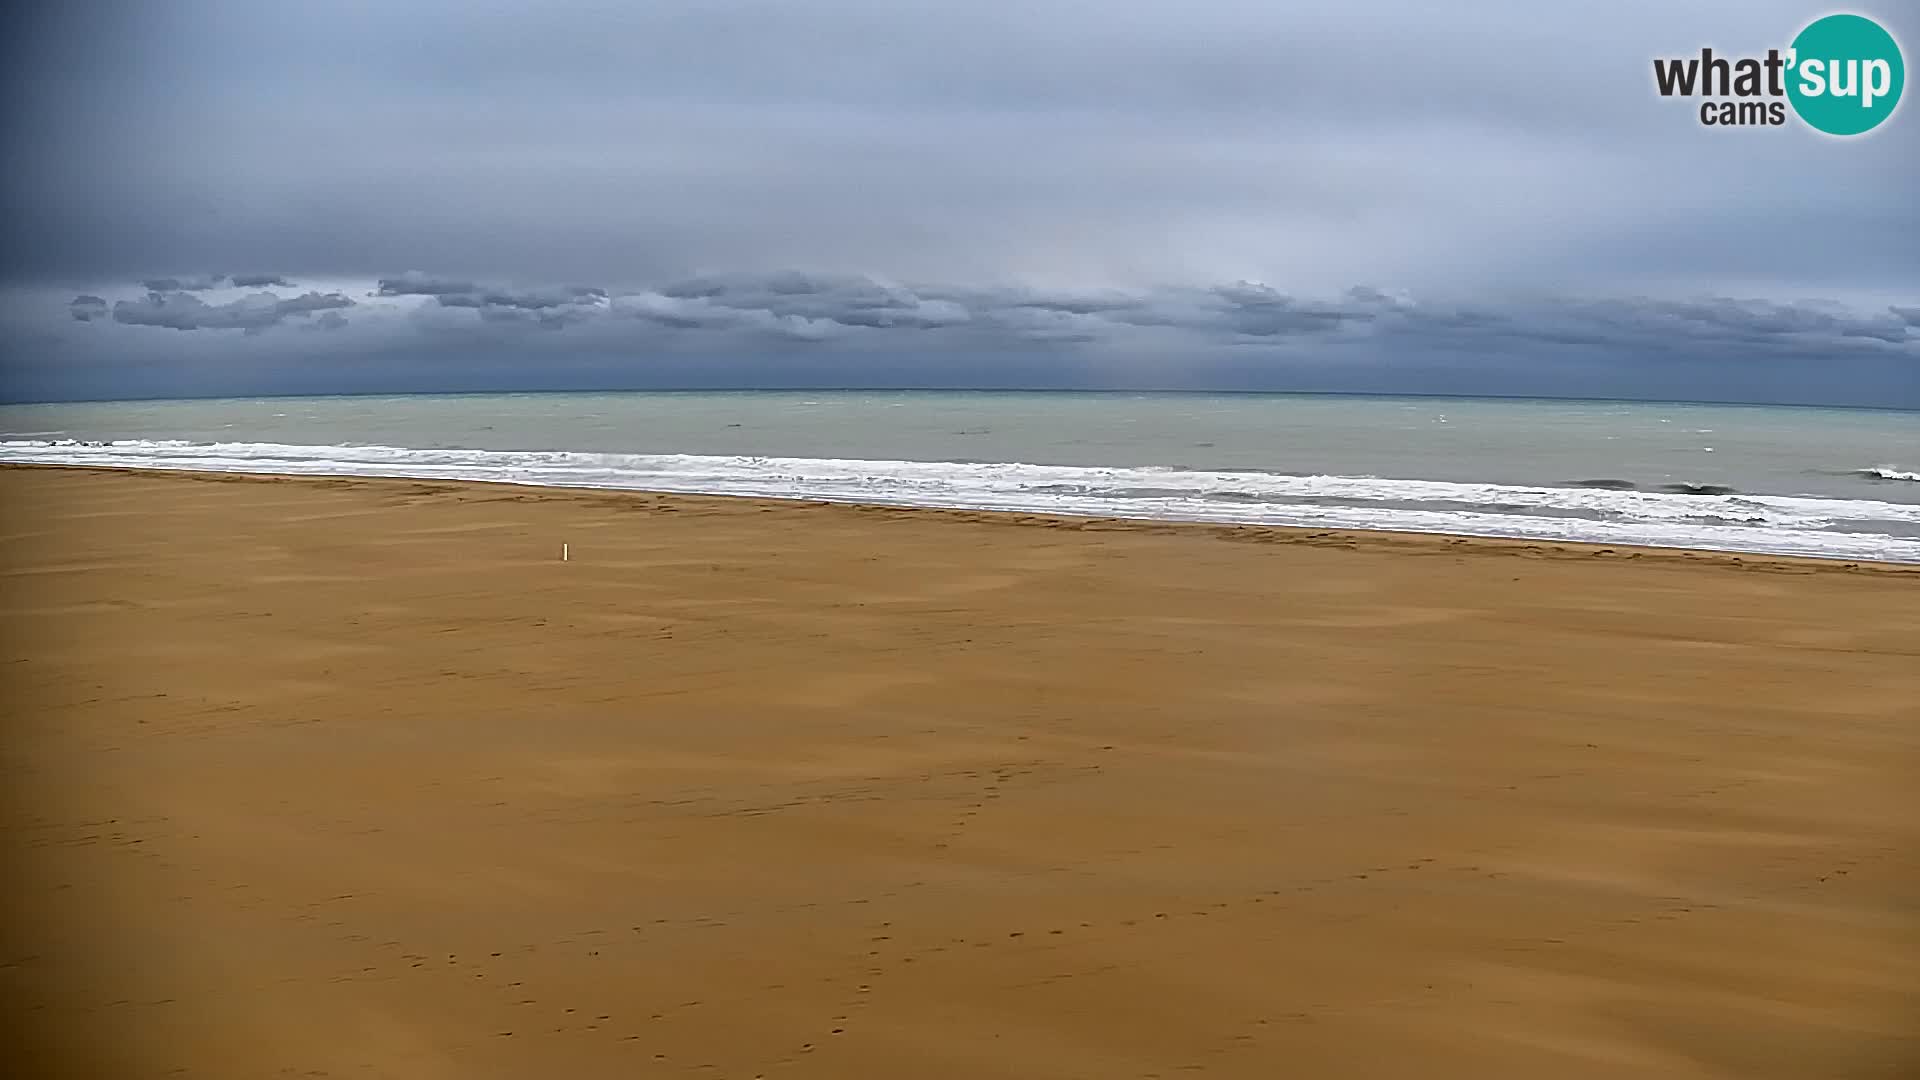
[65,270,1918,365]
[69,295,107,322]
[11,270,1916,405]
[230,273,295,288]
[107,288,353,334]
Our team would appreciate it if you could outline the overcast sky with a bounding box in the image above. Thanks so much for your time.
[2,0,1915,404]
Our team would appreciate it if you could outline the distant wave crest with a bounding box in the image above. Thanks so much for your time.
[1858,465,1920,482]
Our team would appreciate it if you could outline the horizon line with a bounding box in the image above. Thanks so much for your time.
[5,386,1919,414]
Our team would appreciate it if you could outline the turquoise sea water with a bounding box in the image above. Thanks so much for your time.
[3,391,1917,561]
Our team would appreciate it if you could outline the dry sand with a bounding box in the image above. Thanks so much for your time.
[3,464,1917,1079]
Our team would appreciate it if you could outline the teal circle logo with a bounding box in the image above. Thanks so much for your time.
[1787,14,1904,135]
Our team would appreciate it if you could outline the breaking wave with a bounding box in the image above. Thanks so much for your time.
[4,439,1918,563]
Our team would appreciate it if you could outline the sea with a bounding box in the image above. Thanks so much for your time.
[2,391,1917,563]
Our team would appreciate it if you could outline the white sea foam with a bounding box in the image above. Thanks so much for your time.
[1862,465,1920,482]
[4,439,1917,563]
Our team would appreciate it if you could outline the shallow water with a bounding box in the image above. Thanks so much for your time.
[5,391,1917,561]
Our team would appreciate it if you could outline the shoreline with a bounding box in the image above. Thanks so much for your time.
[6,461,1918,575]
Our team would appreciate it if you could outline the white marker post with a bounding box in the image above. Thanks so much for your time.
[562,543,569,562]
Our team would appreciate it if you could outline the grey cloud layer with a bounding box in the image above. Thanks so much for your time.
[69,272,1919,361]
[105,287,354,334]
[6,2,1917,406]
[7,1,1915,299]
[378,272,611,326]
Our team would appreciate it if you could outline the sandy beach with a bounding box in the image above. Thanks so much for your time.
[3,463,1917,1079]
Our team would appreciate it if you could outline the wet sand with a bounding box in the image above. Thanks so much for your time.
[3,464,1917,1078]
